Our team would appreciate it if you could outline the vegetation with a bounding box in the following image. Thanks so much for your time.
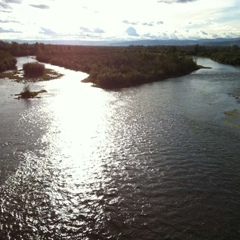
[21,84,31,95]
[3,41,37,56]
[23,62,45,77]
[224,109,240,129]
[193,44,240,66]
[0,70,23,81]
[0,41,62,82]
[0,50,17,72]
[84,53,198,88]
[0,68,63,82]
[224,109,240,119]
[1,41,240,89]
[15,85,47,99]
[35,45,200,88]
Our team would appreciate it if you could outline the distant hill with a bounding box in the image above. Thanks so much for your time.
[2,37,240,47]
[111,38,240,46]
[2,39,115,46]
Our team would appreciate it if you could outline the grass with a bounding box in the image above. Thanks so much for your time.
[224,109,240,120]
[0,68,63,82]
[15,84,47,99]
[21,84,31,94]
[224,109,240,129]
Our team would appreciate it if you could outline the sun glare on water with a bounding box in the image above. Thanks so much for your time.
[29,72,118,219]
[43,74,114,179]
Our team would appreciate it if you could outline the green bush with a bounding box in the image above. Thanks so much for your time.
[21,84,31,94]
[35,45,199,88]
[23,62,45,77]
[0,50,17,72]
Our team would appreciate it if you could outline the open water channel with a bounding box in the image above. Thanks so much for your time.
[0,56,240,239]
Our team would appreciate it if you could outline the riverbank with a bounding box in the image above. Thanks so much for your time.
[2,43,240,89]
[193,45,240,66]
[82,64,201,89]
[36,45,200,89]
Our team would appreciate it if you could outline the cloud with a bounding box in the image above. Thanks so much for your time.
[123,20,163,27]
[4,0,22,3]
[0,19,18,23]
[0,0,22,8]
[94,28,105,33]
[80,27,91,32]
[142,22,154,27]
[29,4,50,9]
[40,27,97,39]
[0,27,21,33]
[201,31,208,35]
[77,27,105,39]
[0,0,239,41]
[0,27,12,33]
[176,0,196,2]
[157,0,197,3]
[212,34,217,38]
[80,27,105,34]
[40,27,57,36]
[122,20,138,25]
[142,32,159,39]
[126,27,139,36]
[0,2,10,9]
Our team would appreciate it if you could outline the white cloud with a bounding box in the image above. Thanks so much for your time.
[29,4,50,9]
[157,0,197,3]
[0,0,239,40]
[126,27,139,37]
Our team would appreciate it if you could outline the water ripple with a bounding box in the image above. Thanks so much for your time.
[1,57,240,239]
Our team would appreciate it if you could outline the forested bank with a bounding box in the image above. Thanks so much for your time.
[1,40,240,88]
[193,44,240,66]
[35,45,199,88]
[0,50,17,72]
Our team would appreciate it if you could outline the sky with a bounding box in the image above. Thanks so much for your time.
[0,0,240,41]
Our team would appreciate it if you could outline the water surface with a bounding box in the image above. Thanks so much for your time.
[1,57,240,239]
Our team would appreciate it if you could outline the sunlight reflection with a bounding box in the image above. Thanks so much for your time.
[40,82,116,216]
[37,83,117,221]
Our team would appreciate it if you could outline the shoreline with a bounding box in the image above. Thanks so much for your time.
[0,68,63,83]
[82,65,202,89]
[1,54,207,90]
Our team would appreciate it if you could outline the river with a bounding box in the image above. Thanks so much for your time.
[0,56,240,239]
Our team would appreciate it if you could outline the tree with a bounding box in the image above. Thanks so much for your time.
[23,62,45,77]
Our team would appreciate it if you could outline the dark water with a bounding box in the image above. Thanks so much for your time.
[1,57,240,239]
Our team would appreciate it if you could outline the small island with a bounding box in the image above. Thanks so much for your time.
[15,85,47,99]
[0,52,63,82]
[83,53,200,89]
[36,45,200,89]
[0,65,63,82]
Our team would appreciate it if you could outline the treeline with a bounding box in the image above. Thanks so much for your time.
[84,52,198,88]
[35,44,199,88]
[0,40,41,73]
[0,41,38,56]
[1,40,240,88]
[23,62,45,77]
[0,50,17,72]
[193,44,240,66]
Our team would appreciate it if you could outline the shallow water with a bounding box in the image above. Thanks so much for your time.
[1,57,240,239]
